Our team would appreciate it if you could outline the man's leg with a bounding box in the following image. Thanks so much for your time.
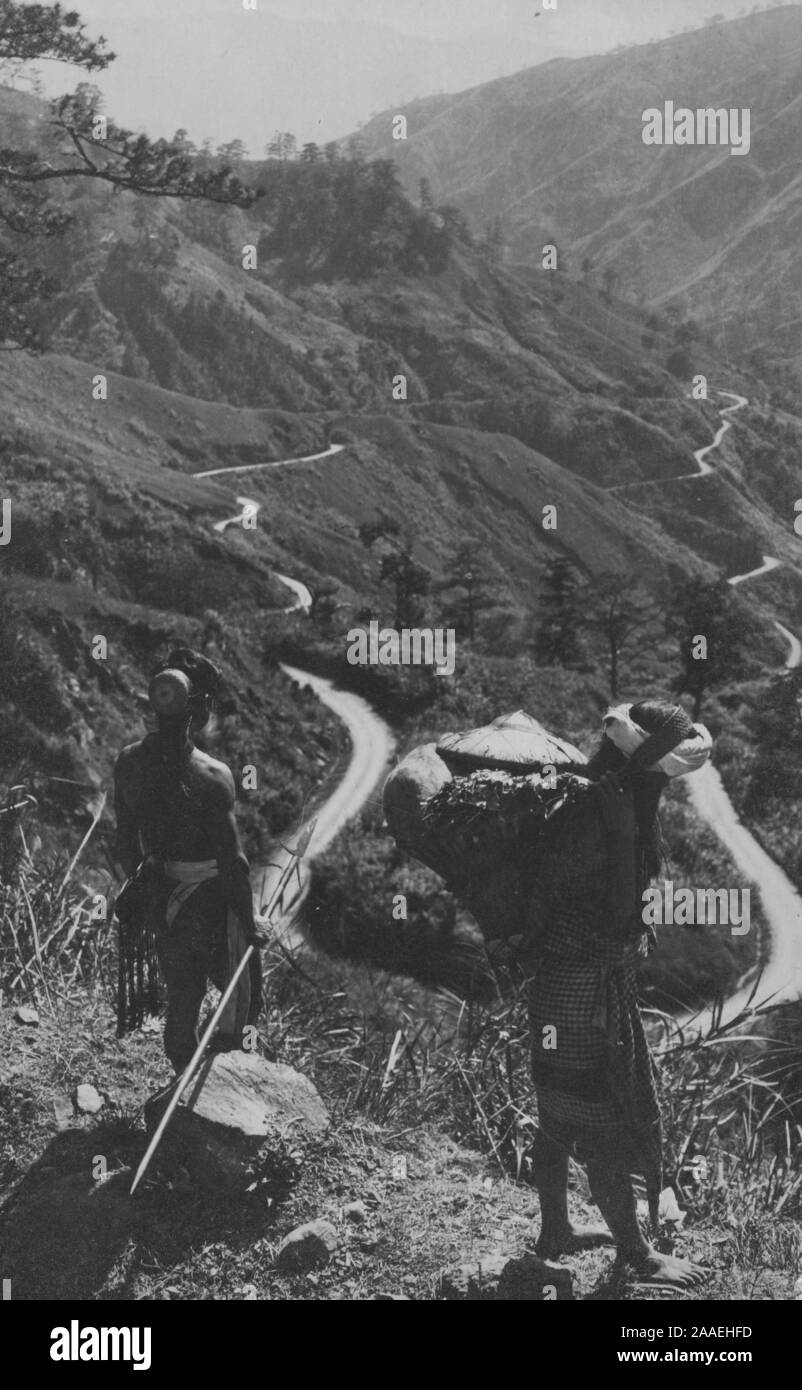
[532,1117,612,1258]
[157,923,210,1073]
[585,1137,704,1287]
[208,914,253,1050]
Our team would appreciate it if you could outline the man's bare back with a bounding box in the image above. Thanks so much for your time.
[114,734,239,869]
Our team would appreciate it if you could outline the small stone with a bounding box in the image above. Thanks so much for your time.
[14,1005,39,1026]
[76,1084,103,1114]
[437,1254,508,1301]
[497,1253,573,1301]
[437,1252,572,1301]
[344,1200,367,1224]
[794,1275,802,1300]
[53,1095,74,1129]
[277,1220,339,1273]
[238,1284,258,1300]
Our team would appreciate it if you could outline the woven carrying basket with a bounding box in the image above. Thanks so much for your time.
[383,722,595,943]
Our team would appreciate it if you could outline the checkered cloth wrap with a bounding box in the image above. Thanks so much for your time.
[524,795,662,1224]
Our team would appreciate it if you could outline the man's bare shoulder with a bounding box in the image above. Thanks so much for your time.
[191,749,236,801]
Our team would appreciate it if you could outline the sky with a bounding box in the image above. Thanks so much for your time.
[21,0,786,151]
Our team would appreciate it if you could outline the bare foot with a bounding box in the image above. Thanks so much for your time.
[629,1249,706,1289]
[536,1221,612,1258]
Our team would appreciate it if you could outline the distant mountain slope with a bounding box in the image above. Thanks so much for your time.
[355,6,802,376]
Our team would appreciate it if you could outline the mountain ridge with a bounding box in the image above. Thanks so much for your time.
[354,5,802,375]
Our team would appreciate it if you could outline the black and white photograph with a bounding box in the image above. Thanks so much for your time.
[1,0,801,1343]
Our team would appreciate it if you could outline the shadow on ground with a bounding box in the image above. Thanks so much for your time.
[0,1121,281,1300]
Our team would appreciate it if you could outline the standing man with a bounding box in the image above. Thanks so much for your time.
[527,699,712,1288]
[113,647,263,1071]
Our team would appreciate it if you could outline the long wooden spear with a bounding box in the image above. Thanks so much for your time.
[129,818,316,1196]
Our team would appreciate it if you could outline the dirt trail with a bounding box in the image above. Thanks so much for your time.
[684,389,749,478]
[199,439,396,928]
[671,392,802,1034]
[682,762,802,1033]
[254,666,396,931]
[194,442,345,481]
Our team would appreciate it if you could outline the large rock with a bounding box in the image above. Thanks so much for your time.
[437,1252,573,1301]
[146,1052,329,1193]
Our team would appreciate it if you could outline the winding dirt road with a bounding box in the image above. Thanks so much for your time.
[198,440,396,928]
[255,666,396,932]
[728,555,783,586]
[685,389,749,479]
[195,443,345,481]
[669,391,802,1034]
[210,495,313,614]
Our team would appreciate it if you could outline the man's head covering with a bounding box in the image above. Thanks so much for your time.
[148,648,222,721]
[602,702,712,779]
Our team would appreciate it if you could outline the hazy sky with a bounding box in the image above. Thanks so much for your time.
[25,0,785,150]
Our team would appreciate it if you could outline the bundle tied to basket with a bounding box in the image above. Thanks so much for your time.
[383,711,597,944]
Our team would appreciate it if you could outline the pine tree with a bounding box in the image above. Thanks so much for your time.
[0,2,258,348]
[670,579,750,719]
[359,517,429,628]
[534,556,583,665]
[217,138,248,166]
[581,572,660,699]
[441,540,493,641]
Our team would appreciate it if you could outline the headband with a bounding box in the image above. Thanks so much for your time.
[602,704,712,779]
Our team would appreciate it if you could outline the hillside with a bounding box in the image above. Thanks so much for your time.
[1,79,799,606]
[2,81,801,875]
[356,5,802,379]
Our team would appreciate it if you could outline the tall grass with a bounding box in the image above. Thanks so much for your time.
[267,939,802,1234]
[0,788,113,1009]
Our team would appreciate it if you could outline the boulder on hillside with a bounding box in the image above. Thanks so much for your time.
[144,1052,329,1194]
[437,1252,573,1301]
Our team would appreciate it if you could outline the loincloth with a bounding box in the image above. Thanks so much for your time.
[159,860,252,1037]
